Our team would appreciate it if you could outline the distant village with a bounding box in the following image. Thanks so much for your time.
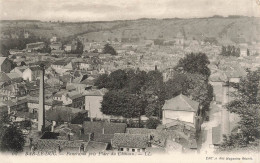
[0,28,260,155]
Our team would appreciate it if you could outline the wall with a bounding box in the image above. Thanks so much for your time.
[118,147,146,153]
[23,69,32,81]
[85,95,110,119]
[163,110,195,124]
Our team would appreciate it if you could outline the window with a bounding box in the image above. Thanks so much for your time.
[120,148,124,151]
[142,148,145,152]
[127,148,129,151]
[137,149,140,152]
[132,149,135,152]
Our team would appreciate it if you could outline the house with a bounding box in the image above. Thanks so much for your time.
[50,36,57,42]
[0,83,27,98]
[240,48,247,57]
[64,42,77,52]
[84,89,109,119]
[26,42,45,52]
[112,133,150,153]
[79,62,91,70]
[27,96,62,112]
[83,121,127,144]
[162,94,200,128]
[2,98,28,113]
[31,139,108,154]
[0,57,12,73]
[66,83,88,93]
[22,66,42,81]
[51,60,74,74]
[51,49,65,57]
[50,42,62,50]
[11,66,28,77]
[6,72,23,83]
[61,91,85,109]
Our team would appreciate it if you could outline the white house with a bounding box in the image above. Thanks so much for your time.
[162,94,199,125]
[22,66,41,81]
[84,89,109,119]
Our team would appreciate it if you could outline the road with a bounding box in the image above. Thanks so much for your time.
[197,102,222,154]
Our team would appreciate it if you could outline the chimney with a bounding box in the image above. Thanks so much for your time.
[221,82,230,140]
[102,127,105,134]
[38,65,45,132]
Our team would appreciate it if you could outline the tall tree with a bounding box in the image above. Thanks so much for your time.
[94,74,110,89]
[101,89,147,118]
[220,69,260,150]
[174,53,211,78]
[0,125,25,153]
[102,43,117,55]
[107,69,128,90]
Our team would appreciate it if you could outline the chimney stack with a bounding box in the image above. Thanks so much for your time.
[221,82,230,139]
[38,65,45,132]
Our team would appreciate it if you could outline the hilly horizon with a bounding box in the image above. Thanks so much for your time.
[1,16,260,45]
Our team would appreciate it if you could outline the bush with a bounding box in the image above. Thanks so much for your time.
[145,118,161,129]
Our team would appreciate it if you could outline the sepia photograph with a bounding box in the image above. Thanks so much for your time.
[0,0,259,163]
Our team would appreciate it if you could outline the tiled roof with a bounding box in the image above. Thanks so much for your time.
[85,141,108,152]
[94,134,114,143]
[33,139,88,152]
[210,71,228,82]
[67,91,84,100]
[0,72,10,82]
[162,94,199,112]
[0,57,7,65]
[84,89,108,96]
[112,133,149,149]
[83,121,127,136]
[126,128,157,135]
[6,72,22,80]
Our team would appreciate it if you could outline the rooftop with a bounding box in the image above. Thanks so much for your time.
[112,133,150,149]
[162,94,199,112]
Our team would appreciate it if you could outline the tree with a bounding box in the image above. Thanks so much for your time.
[127,70,147,94]
[71,113,90,124]
[0,125,25,153]
[107,69,128,90]
[220,69,260,150]
[146,118,161,129]
[0,44,10,57]
[0,111,10,125]
[101,90,147,118]
[102,43,117,55]
[74,41,84,55]
[94,74,110,89]
[175,53,211,78]
[142,70,165,118]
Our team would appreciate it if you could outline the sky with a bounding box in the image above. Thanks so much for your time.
[0,0,260,21]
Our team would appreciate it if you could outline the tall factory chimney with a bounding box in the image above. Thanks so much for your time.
[38,64,45,132]
[221,82,230,139]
